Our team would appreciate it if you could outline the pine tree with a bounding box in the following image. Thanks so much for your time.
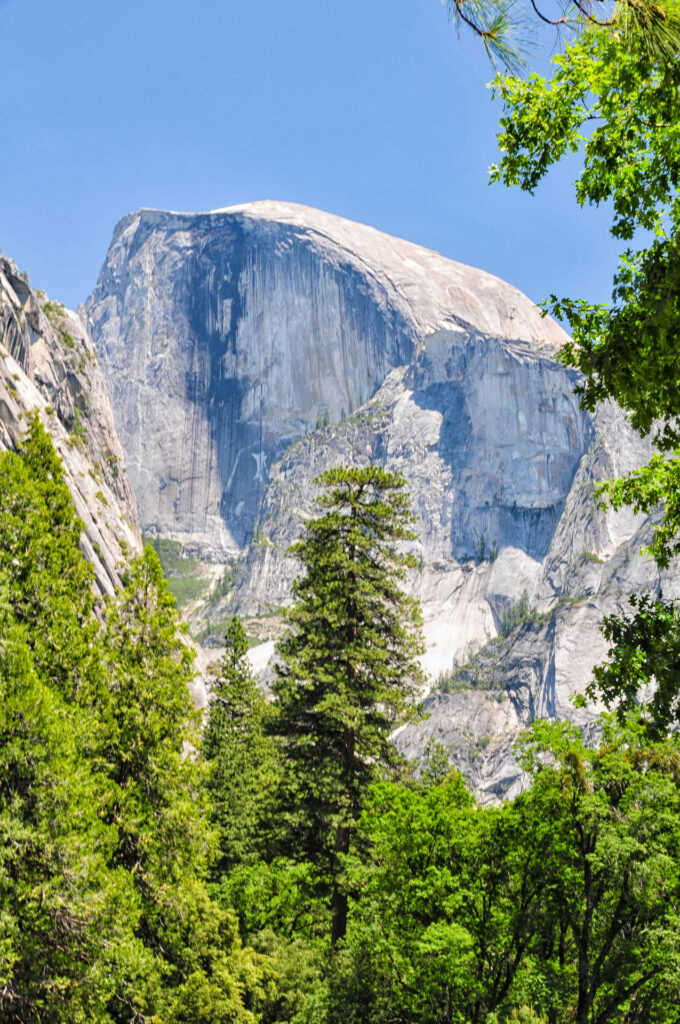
[0,432,151,1023]
[98,547,207,946]
[203,615,278,875]
[0,414,98,702]
[99,548,265,1023]
[272,465,425,946]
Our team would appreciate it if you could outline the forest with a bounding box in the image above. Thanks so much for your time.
[2,415,680,1024]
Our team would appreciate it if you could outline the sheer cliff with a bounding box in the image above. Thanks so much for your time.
[84,201,566,556]
[0,257,140,595]
[84,201,665,799]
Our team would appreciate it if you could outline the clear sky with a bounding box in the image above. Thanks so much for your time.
[1,0,619,311]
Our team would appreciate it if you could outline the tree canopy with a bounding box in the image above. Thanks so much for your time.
[0,420,267,1023]
[203,615,278,876]
[327,718,680,1023]
[444,0,680,74]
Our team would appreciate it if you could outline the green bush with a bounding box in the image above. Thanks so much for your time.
[499,591,539,636]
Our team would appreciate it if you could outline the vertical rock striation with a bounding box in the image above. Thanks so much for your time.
[84,201,566,557]
[0,257,140,595]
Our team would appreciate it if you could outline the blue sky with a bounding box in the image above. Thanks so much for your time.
[1,0,619,311]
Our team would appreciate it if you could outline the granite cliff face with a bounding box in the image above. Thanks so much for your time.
[84,201,566,557]
[0,257,140,595]
[84,202,663,799]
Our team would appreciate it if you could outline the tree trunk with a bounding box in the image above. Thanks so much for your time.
[332,723,355,947]
[575,823,593,1024]
[331,821,350,947]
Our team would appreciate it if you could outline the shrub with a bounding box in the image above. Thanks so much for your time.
[499,591,540,637]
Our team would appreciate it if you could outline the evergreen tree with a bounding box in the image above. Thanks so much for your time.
[203,615,278,876]
[0,422,266,1022]
[0,587,131,1023]
[442,0,680,75]
[0,434,151,1023]
[272,465,425,946]
[0,414,98,702]
[96,548,264,1021]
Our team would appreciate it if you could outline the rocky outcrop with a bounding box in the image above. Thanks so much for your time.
[0,257,140,595]
[84,202,664,799]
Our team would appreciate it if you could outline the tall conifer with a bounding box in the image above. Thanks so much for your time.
[203,616,278,875]
[272,465,425,946]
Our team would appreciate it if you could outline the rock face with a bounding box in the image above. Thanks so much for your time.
[0,257,140,595]
[397,397,674,803]
[84,201,566,556]
[85,201,664,800]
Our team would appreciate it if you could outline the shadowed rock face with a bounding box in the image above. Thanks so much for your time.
[85,204,423,554]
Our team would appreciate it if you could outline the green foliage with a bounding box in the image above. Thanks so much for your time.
[203,616,279,875]
[42,298,76,349]
[272,465,425,944]
[143,534,185,570]
[99,545,200,826]
[208,563,238,605]
[0,415,97,701]
[515,717,680,1022]
[492,26,680,510]
[0,426,267,1022]
[328,719,680,1023]
[330,773,542,1023]
[492,27,680,437]
[448,0,680,75]
[578,593,680,738]
[143,534,209,608]
[68,404,87,446]
[473,530,499,563]
[436,647,501,694]
[491,15,680,730]
[223,857,331,944]
[499,590,540,636]
[0,586,148,1023]
[599,452,680,569]
[315,407,330,430]
[496,1010,547,1024]
[97,548,267,1021]
[5,418,680,1023]
[0,427,153,1021]
[194,612,245,647]
[443,0,534,75]
[415,735,459,789]
[166,572,209,607]
[41,298,64,323]
[248,929,326,1024]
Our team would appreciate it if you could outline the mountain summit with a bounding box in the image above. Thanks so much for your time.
[84,200,567,556]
